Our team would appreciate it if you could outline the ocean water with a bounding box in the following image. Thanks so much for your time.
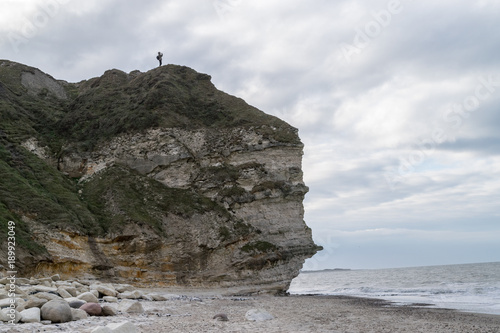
[288,262,500,315]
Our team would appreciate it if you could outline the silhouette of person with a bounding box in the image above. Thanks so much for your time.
[156,52,163,67]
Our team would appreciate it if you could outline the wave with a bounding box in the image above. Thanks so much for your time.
[289,262,500,315]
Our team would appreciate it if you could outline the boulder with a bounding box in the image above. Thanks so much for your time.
[80,302,102,316]
[6,285,28,298]
[78,279,94,286]
[103,296,118,303]
[40,300,73,323]
[91,289,99,298]
[102,304,118,316]
[15,303,27,312]
[0,309,9,322]
[0,298,17,308]
[72,281,85,289]
[20,307,41,323]
[0,298,10,308]
[107,321,138,333]
[118,299,144,313]
[213,313,229,321]
[35,291,62,301]
[38,281,53,288]
[1,308,21,323]
[37,277,54,284]
[15,278,31,285]
[33,285,58,293]
[77,291,99,303]
[91,284,117,297]
[118,290,143,299]
[245,308,274,322]
[63,286,78,297]
[24,296,48,309]
[57,287,73,298]
[51,274,61,281]
[113,284,135,293]
[69,300,86,309]
[71,308,88,321]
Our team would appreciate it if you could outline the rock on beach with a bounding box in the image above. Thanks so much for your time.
[91,321,138,333]
[40,299,73,323]
[118,299,144,313]
[20,307,41,323]
[68,299,87,309]
[1,308,21,323]
[77,291,99,303]
[102,304,119,316]
[71,308,89,321]
[245,308,274,322]
[80,302,103,316]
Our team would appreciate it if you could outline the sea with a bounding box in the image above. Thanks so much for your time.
[288,262,500,315]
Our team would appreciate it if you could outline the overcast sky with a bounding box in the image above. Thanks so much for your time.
[2,0,500,270]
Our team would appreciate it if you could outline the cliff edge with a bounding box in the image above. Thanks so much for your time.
[0,60,321,294]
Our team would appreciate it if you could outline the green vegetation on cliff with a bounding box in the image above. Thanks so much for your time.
[82,165,229,235]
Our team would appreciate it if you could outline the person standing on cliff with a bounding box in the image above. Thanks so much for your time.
[156,52,163,67]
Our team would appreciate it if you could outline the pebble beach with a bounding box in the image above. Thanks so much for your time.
[2,281,500,333]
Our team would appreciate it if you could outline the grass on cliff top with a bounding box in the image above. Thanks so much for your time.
[57,65,301,150]
[1,61,300,152]
[82,165,230,236]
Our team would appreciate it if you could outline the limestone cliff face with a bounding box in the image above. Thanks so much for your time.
[41,127,316,293]
[0,60,320,294]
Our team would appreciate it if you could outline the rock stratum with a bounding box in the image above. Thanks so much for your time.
[0,60,320,294]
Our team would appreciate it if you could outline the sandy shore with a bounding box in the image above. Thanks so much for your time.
[2,290,500,333]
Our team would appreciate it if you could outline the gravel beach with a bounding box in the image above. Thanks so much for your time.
[2,288,499,333]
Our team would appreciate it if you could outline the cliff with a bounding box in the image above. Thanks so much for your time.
[0,60,320,294]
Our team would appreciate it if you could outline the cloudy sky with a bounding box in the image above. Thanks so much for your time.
[2,0,500,270]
